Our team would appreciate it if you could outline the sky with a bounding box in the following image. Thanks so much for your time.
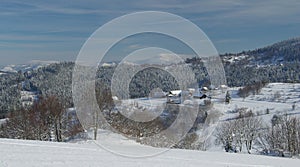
[1,0,300,66]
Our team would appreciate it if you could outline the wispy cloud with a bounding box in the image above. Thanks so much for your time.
[215,0,300,24]
[0,0,300,65]
[0,34,83,42]
[3,0,300,26]
[0,0,128,15]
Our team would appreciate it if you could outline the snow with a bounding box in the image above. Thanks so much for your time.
[20,90,38,107]
[120,83,300,154]
[223,54,249,64]
[0,130,299,167]
[101,62,116,67]
[169,90,182,95]
[214,83,300,122]
[28,60,59,65]
[1,83,300,166]
[1,66,17,73]
[0,60,56,73]
[0,118,8,125]
[113,83,300,152]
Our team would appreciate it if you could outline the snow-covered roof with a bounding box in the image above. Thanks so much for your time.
[168,90,182,96]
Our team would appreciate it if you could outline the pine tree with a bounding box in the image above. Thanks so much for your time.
[225,91,231,104]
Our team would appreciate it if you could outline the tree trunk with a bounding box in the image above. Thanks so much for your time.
[94,111,98,140]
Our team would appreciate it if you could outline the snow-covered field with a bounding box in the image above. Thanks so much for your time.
[1,130,300,167]
[216,83,300,122]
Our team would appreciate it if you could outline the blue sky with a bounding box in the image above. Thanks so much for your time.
[1,0,300,65]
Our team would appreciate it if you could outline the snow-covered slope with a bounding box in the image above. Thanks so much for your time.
[0,130,299,167]
[215,83,300,121]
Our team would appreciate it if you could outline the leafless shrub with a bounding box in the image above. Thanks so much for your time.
[238,81,268,99]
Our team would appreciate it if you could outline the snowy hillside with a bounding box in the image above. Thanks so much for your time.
[0,130,299,167]
[216,83,300,120]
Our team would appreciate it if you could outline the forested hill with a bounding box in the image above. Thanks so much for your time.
[219,37,300,86]
[247,37,300,63]
[221,37,300,66]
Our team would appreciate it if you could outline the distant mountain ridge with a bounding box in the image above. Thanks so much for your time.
[0,60,59,73]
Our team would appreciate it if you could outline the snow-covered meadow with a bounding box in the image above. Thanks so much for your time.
[1,130,300,167]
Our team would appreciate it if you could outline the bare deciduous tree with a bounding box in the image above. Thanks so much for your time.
[0,96,83,141]
[215,112,264,153]
[264,114,300,156]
